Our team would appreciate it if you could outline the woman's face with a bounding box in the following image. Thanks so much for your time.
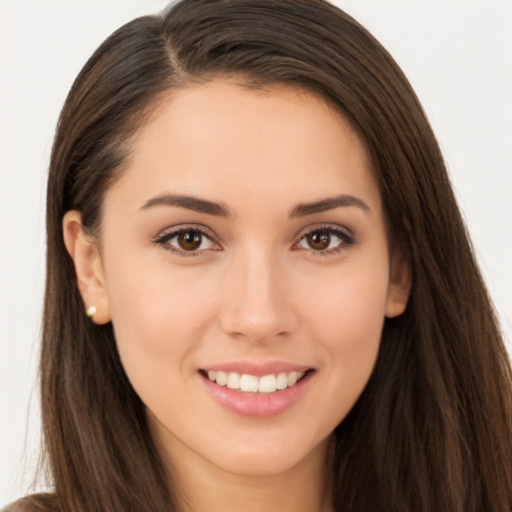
[69,80,409,478]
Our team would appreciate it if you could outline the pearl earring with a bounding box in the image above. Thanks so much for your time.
[86,305,97,318]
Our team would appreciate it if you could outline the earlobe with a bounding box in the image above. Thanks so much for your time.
[62,210,111,324]
[385,252,412,318]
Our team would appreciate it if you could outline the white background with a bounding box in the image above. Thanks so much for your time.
[1,0,511,507]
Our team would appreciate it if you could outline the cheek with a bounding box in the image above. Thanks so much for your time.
[105,265,224,423]
[104,257,219,379]
[302,256,389,347]
[321,286,386,354]
[299,260,389,413]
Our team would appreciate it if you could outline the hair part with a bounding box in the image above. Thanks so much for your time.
[24,1,512,511]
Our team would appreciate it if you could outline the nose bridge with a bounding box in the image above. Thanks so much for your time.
[220,242,295,342]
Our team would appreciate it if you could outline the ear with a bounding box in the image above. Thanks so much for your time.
[385,251,412,318]
[62,210,111,325]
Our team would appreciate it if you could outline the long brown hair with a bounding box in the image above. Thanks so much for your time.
[11,1,512,510]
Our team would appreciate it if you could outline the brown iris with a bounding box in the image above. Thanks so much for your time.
[177,230,203,251]
[306,230,332,251]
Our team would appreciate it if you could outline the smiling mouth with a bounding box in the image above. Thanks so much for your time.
[199,369,312,394]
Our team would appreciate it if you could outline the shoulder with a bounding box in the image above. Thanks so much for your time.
[1,494,60,512]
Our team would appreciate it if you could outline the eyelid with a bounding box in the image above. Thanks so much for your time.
[152,222,355,257]
[152,224,222,255]
[292,223,356,253]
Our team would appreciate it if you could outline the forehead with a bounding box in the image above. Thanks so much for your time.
[105,80,380,217]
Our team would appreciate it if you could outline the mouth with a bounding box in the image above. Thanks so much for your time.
[198,362,315,417]
[199,369,312,394]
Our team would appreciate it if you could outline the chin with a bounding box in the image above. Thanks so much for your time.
[201,429,332,478]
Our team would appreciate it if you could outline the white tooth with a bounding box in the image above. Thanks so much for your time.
[216,371,228,386]
[240,374,259,392]
[276,372,288,390]
[227,372,241,390]
[297,371,305,381]
[258,374,277,393]
[287,371,298,387]
[207,370,217,382]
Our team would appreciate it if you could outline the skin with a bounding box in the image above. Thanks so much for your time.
[64,80,410,512]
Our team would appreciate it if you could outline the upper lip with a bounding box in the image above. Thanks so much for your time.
[200,361,313,376]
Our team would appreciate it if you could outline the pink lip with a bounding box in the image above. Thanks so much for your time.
[199,368,314,419]
[201,360,311,377]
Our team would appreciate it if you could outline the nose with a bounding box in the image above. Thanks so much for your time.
[219,246,297,344]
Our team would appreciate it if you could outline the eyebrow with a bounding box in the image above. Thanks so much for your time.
[140,193,370,218]
[141,194,231,217]
[289,194,370,217]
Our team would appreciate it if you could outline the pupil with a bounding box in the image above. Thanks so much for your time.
[178,231,202,250]
[308,231,331,250]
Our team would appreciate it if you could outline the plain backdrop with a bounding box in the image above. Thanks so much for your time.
[1,0,511,507]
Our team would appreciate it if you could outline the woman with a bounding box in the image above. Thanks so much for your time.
[5,0,512,510]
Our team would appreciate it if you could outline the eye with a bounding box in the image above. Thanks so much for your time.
[154,226,220,256]
[294,226,355,254]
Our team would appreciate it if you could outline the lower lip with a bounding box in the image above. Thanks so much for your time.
[200,371,313,418]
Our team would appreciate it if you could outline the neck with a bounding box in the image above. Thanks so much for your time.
[159,433,334,512]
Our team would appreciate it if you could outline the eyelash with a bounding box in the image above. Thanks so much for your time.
[293,224,356,256]
[152,226,220,257]
[152,224,356,257]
